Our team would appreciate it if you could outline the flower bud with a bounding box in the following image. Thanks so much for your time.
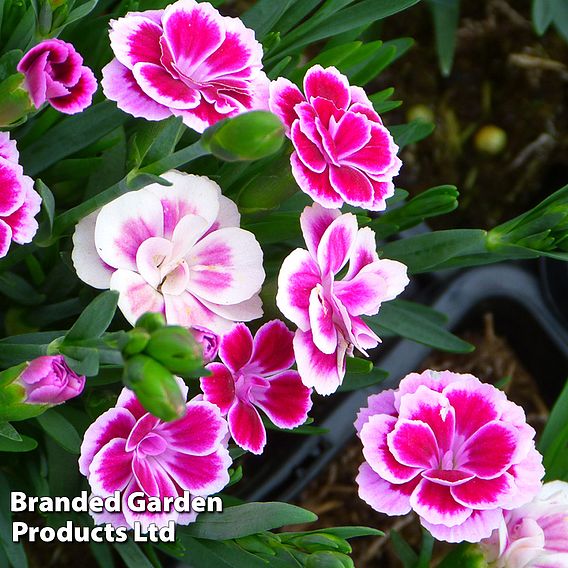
[144,326,202,376]
[124,355,186,421]
[121,328,151,357]
[0,74,34,127]
[305,551,354,568]
[190,326,219,364]
[290,534,351,554]
[202,111,284,162]
[135,312,166,333]
[475,125,507,155]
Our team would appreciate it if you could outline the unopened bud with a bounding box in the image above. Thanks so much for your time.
[121,329,151,357]
[475,125,507,155]
[305,551,354,568]
[135,312,166,333]
[290,534,351,554]
[0,74,34,127]
[144,326,202,376]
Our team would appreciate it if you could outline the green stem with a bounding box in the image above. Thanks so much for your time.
[139,138,208,175]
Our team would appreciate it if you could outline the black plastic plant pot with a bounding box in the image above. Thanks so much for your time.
[233,263,568,503]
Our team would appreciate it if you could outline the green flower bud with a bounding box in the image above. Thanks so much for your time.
[0,74,34,127]
[475,125,507,155]
[144,326,202,376]
[121,329,151,357]
[406,104,434,124]
[202,111,284,162]
[135,312,166,333]
[124,355,186,421]
[0,363,48,422]
[289,534,351,554]
[235,535,277,556]
[305,551,354,568]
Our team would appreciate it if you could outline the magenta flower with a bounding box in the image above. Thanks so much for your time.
[191,326,219,364]
[72,170,265,335]
[18,355,85,405]
[17,39,97,115]
[79,380,231,530]
[276,203,408,395]
[201,320,312,455]
[0,133,41,258]
[480,481,568,568]
[355,370,545,543]
[269,65,401,210]
[102,0,269,133]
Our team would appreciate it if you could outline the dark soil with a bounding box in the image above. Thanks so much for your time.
[293,314,550,568]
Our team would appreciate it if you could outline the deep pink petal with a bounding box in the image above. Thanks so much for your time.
[201,363,236,415]
[333,268,385,316]
[357,462,419,516]
[341,122,398,174]
[3,177,41,245]
[387,420,439,469]
[291,120,326,173]
[251,370,312,429]
[268,77,304,133]
[368,178,396,212]
[219,322,253,372]
[504,446,545,509]
[317,213,358,276]
[228,399,266,454]
[0,221,12,258]
[299,203,341,261]
[410,479,472,527]
[308,287,338,354]
[102,59,172,121]
[0,158,25,216]
[88,438,133,496]
[304,65,350,109]
[290,153,343,209]
[451,473,516,509]
[422,469,475,486]
[125,413,160,451]
[344,227,379,280]
[360,415,421,484]
[276,248,320,331]
[250,320,295,375]
[329,165,374,208]
[458,421,519,479]
[109,14,163,69]
[334,111,371,159]
[49,66,97,114]
[79,407,136,476]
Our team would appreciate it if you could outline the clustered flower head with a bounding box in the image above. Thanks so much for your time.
[72,170,265,335]
[355,370,545,543]
[0,133,41,258]
[79,379,231,530]
[480,480,568,568]
[17,39,97,115]
[269,65,401,210]
[102,0,269,132]
[277,203,408,395]
[202,320,312,454]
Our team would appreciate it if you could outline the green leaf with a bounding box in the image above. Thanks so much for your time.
[35,179,55,235]
[338,367,388,392]
[0,473,28,568]
[416,530,434,568]
[0,422,21,442]
[51,0,99,33]
[0,272,45,305]
[437,542,487,568]
[65,291,119,342]
[242,0,296,39]
[20,101,130,176]
[36,409,82,454]
[89,543,115,568]
[345,357,373,374]
[533,0,554,34]
[245,212,301,244]
[390,120,435,148]
[182,502,317,540]
[540,379,568,480]
[428,0,460,76]
[114,541,154,568]
[0,435,37,452]
[282,527,383,540]
[381,229,488,273]
[367,300,473,353]
[0,50,23,82]
[390,530,417,568]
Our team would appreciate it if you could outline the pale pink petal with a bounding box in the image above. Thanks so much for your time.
[0,221,12,258]
[0,132,19,162]
[135,236,172,288]
[110,269,165,325]
[158,400,228,456]
[88,438,133,496]
[102,59,172,121]
[299,203,341,261]
[208,195,240,231]
[354,390,396,435]
[452,473,516,510]
[350,316,381,352]
[293,329,346,396]
[219,322,253,372]
[251,370,312,429]
[228,400,266,454]
[4,178,41,245]
[317,213,359,277]
[357,462,419,516]
[504,446,545,509]
[109,14,163,69]
[201,363,236,415]
[276,248,320,331]
[422,509,504,544]
[368,178,396,212]
[387,420,439,469]
[360,414,420,484]
[329,165,374,208]
[269,77,304,133]
[250,319,295,375]
[290,153,343,209]
[410,479,472,527]
[304,65,350,109]
[125,412,160,451]
[200,294,263,327]
[79,407,135,476]
[333,268,385,316]
[187,227,264,304]
[291,120,326,173]
[344,227,379,280]
[94,189,163,271]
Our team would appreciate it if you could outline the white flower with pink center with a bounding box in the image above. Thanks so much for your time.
[79,380,231,530]
[102,0,269,133]
[201,320,312,455]
[481,481,568,568]
[276,203,408,395]
[72,170,265,334]
[0,133,41,258]
[355,370,545,543]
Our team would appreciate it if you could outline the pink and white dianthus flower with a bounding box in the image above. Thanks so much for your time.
[480,480,568,568]
[0,133,41,258]
[102,0,269,133]
[79,380,231,530]
[17,39,97,115]
[355,370,545,543]
[276,203,408,395]
[269,65,401,210]
[72,170,265,334]
[201,320,312,455]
